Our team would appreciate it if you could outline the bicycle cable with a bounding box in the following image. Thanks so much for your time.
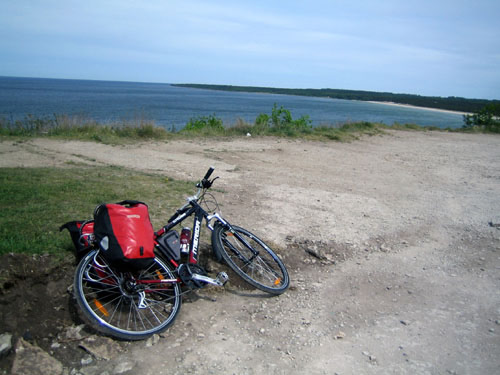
[201,191,220,213]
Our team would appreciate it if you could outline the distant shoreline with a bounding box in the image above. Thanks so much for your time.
[173,83,496,114]
[367,101,471,116]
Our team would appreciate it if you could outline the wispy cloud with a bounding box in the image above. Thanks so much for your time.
[0,0,499,97]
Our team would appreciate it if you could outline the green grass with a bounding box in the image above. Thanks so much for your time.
[3,107,496,146]
[0,166,193,256]
[0,107,452,145]
[0,117,442,144]
[0,114,171,144]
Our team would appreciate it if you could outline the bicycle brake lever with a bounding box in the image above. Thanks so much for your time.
[204,176,219,189]
[201,178,212,189]
[197,176,218,190]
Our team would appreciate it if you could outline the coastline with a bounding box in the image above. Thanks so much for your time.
[367,100,471,115]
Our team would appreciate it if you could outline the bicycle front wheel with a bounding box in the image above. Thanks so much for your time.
[212,224,289,295]
[74,250,181,340]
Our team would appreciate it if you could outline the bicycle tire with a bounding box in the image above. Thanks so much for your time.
[212,224,289,295]
[73,250,181,340]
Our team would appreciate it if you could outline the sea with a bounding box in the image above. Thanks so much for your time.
[0,76,465,130]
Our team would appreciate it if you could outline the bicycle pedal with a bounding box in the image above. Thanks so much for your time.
[216,271,229,286]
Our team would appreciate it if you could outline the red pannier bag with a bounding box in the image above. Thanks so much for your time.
[93,200,155,270]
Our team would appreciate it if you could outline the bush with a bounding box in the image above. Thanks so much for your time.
[463,104,500,133]
[252,104,312,136]
[184,114,224,132]
[270,103,312,131]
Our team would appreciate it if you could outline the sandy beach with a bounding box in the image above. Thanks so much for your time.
[367,100,472,115]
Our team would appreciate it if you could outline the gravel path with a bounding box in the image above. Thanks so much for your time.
[2,130,499,374]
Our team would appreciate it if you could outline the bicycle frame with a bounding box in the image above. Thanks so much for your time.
[154,193,260,273]
[156,200,212,264]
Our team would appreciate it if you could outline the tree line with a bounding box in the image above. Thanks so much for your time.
[173,84,499,114]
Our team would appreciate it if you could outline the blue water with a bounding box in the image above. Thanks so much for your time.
[0,76,464,129]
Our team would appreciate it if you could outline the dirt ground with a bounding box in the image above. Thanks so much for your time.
[1,130,499,374]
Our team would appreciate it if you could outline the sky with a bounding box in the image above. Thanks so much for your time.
[0,0,499,99]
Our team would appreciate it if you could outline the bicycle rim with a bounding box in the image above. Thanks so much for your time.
[74,250,181,339]
[217,226,289,294]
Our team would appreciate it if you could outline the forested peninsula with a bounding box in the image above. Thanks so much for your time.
[173,84,499,113]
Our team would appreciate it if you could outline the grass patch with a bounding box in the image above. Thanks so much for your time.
[0,166,193,256]
[0,114,171,144]
[0,115,434,143]
[4,103,493,145]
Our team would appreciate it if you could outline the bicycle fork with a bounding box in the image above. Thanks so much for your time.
[207,213,261,260]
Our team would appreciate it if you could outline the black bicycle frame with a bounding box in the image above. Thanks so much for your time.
[158,200,214,265]
[156,199,260,267]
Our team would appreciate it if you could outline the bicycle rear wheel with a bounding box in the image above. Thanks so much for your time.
[212,224,289,295]
[74,250,181,340]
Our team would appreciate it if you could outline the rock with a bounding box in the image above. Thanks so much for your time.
[0,333,12,356]
[81,355,93,365]
[203,258,219,273]
[145,334,161,347]
[22,330,33,341]
[334,331,346,339]
[488,221,500,228]
[380,244,390,252]
[324,254,335,263]
[51,342,62,349]
[64,324,86,340]
[11,338,63,375]
[79,366,104,375]
[305,247,325,260]
[114,361,135,374]
[79,335,122,361]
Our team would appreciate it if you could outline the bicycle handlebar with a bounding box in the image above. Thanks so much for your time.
[199,167,215,189]
[204,167,215,180]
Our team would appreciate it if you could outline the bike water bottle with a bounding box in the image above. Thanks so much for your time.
[180,227,191,254]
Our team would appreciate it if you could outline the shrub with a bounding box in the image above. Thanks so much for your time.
[184,114,224,132]
[463,103,500,133]
[254,104,312,136]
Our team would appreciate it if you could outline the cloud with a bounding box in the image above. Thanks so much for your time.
[0,0,499,97]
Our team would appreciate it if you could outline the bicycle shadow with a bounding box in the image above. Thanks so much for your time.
[183,284,276,303]
[224,287,275,299]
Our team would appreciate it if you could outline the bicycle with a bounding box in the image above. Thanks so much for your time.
[71,167,289,340]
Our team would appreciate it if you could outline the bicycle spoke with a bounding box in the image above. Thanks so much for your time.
[75,250,181,339]
[214,225,289,294]
[225,235,278,281]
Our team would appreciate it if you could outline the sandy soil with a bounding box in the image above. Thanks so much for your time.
[366,101,471,115]
[1,130,499,374]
